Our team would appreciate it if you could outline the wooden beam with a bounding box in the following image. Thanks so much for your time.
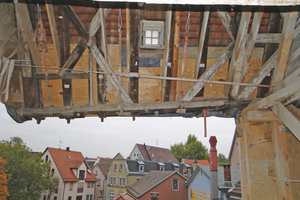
[217,11,235,41]
[286,104,300,121]
[238,50,277,99]
[161,7,172,102]
[224,12,251,96]
[126,4,130,92]
[194,7,210,79]
[271,103,300,141]
[247,110,278,123]
[231,10,263,98]
[129,8,140,103]
[15,3,42,72]
[34,72,89,80]
[271,11,297,86]
[255,33,281,43]
[182,42,234,102]
[271,120,292,199]
[171,11,180,101]
[45,0,60,65]
[89,41,133,104]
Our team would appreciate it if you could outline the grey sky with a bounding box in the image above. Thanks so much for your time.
[0,103,236,160]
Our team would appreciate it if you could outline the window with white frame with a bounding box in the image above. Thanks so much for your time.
[138,161,145,172]
[140,20,164,49]
[113,177,116,186]
[97,179,101,186]
[110,176,112,186]
[158,162,165,171]
[109,192,115,200]
[119,164,123,171]
[119,177,122,187]
[122,177,125,187]
[114,164,117,171]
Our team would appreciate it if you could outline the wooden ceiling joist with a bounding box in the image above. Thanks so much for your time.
[217,11,235,42]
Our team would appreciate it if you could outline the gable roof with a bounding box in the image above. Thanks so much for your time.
[186,165,240,188]
[136,143,178,163]
[127,170,187,198]
[86,157,113,178]
[46,147,97,182]
[181,158,210,166]
[114,193,137,200]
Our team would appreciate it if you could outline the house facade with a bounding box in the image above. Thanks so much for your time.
[127,171,188,200]
[107,153,191,200]
[128,143,178,163]
[87,157,113,200]
[40,147,97,200]
[228,131,240,168]
[186,165,240,200]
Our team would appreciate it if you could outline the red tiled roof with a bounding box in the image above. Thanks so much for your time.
[114,193,137,200]
[47,147,97,182]
[181,158,210,166]
[137,143,178,163]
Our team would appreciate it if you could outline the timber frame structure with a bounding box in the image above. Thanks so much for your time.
[1,0,300,199]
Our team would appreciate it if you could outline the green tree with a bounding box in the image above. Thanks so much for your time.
[171,134,209,162]
[217,153,229,166]
[0,157,10,200]
[0,137,59,200]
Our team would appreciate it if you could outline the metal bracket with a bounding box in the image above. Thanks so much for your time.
[283,177,300,185]
[247,140,268,148]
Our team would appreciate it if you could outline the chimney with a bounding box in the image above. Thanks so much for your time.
[223,165,231,182]
[66,147,70,152]
[193,158,198,171]
[160,157,164,162]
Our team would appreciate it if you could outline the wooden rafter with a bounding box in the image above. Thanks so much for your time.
[224,12,251,97]
[182,42,234,102]
[231,10,263,98]
[270,11,297,86]
[160,7,172,102]
[171,10,180,101]
[194,7,210,79]
[217,11,235,41]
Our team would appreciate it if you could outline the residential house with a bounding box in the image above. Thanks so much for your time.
[87,157,113,200]
[186,165,240,200]
[228,130,240,168]
[114,193,137,200]
[181,158,210,167]
[127,171,188,200]
[107,153,191,200]
[128,143,178,163]
[40,147,97,200]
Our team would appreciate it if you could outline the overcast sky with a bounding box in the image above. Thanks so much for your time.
[0,103,236,160]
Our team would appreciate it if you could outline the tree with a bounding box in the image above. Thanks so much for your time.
[0,157,10,200]
[217,153,229,166]
[171,134,209,162]
[0,137,59,200]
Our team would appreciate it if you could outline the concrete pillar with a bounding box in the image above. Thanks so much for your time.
[209,136,218,200]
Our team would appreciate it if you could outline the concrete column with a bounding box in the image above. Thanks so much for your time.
[209,136,218,200]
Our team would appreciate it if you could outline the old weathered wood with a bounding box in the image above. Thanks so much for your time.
[129,8,140,103]
[89,41,133,104]
[247,110,278,123]
[195,8,210,79]
[271,11,297,86]
[231,10,263,98]
[126,4,131,92]
[224,12,251,97]
[255,33,281,43]
[271,120,292,199]
[271,103,300,141]
[58,6,73,107]
[238,50,277,99]
[182,42,234,102]
[34,72,89,80]
[45,0,60,65]
[161,7,172,102]
[217,11,235,41]
[88,50,94,106]
[15,3,42,72]
[171,11,180,101]
[286,104,300,120]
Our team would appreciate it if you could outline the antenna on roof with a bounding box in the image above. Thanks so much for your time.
[58,138,63,149]
[156,139,158,147]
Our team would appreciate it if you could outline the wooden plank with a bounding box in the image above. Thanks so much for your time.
[89,41,133,104]
[60,5,86,36]
[15,3,42,72]
[271,103,300,141]
[91,0,300,6]
[238,50,277,99]
[286,104,300,120]
[195,8,210,79]
[255,33,281,43]
[247,110,278,123]
[217,11,235,41]
[34,73,89,80]
[129,8,140,103]
[270,11,297,86]
[126,4,130,93]
[160,7,172,102]
[45,0,60,65]
[231,10,263,98]
[271,120,292,199]
[182,42,234,102]
[171,11,180,101]
[224,12,251,96]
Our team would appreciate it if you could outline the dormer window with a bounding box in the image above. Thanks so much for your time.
[172,163,180,172]
[140,20,164,49]
[158,162,165,171]
[138,161,145,172]
[79,170,85,180]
